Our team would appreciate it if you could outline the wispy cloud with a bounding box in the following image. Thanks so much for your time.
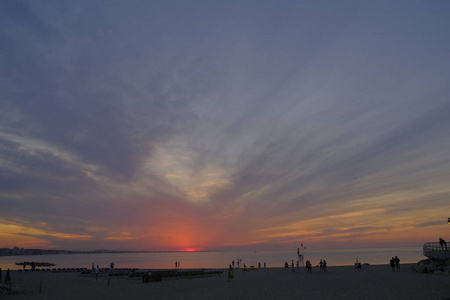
[1,0,449,251]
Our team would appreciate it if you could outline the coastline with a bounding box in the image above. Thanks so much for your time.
[3,263,450,300]
[0,246,425,271]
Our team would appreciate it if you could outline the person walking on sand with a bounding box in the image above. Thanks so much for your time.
[319,259,323,271]
[323,260,327,272]
[390,257,395,271]
[394,256,400,271]
[228,265,234,282]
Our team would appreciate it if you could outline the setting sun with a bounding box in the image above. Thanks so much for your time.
[180,248,200,252]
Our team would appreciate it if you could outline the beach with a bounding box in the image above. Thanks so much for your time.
[2,264,450,300]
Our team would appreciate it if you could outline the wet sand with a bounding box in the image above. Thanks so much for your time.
[3,264,450,300]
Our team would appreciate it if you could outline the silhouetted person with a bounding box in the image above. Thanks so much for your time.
[394,256,400,271]
[228,265,234,282]
[323,260,327,272]
[306,260,312,273]
[439,238,447,249]
[390,257,395,271]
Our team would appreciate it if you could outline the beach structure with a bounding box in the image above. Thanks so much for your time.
[423,242,449,261]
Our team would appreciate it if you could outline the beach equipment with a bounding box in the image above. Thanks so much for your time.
[15,262,55,269]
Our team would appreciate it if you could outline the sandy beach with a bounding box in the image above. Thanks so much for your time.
[2,264,450,300]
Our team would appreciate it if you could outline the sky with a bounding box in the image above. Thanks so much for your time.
[1,0,450,252]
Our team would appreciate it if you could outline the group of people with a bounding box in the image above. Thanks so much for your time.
[305,260,312,273]
[319,259,327,272]
[389,256,400,271]
[231,259,243,268]
[282,259,326,273]
[175,261,181,268]
[90,262,115,273]
[304,259,326,273]
[91,263,99,273]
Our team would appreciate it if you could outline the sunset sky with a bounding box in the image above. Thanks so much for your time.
[1,0,449,251]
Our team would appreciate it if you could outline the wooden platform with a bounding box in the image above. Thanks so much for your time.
[423,242,450,260]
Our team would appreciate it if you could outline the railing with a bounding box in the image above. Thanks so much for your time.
[423,242,449,260]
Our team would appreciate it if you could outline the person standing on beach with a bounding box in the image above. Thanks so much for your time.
[306,260,312,273]
[394,256,400,271]
[319,260,323,271]
[323,260,327,272]
[390,258,395,271]
[228,265,234,282]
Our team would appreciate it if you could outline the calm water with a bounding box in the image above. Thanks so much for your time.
[0,247,424,271]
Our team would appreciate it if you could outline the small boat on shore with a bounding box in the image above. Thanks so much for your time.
[242,267,259,271]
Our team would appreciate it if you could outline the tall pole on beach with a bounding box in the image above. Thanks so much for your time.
[298,242,305,267]
[302,243,305,267]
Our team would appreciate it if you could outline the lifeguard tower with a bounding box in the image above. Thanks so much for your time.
[423,242,449,261]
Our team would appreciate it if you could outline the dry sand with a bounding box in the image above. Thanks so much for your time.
[2,264,450,300]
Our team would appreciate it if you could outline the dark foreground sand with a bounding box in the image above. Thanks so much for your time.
[2,264,450,300]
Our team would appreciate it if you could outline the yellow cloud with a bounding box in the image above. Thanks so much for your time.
[105,232,135,240]
[144,143,232,204]
[0,223,92,241]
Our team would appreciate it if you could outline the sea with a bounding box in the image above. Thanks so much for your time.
[0,247,424,271]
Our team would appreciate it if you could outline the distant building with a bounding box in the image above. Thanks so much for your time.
[13,246,22,255]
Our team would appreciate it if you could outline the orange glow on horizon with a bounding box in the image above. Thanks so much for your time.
[179,248,200,252]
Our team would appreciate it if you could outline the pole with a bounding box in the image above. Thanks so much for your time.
[302,244,305,267]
